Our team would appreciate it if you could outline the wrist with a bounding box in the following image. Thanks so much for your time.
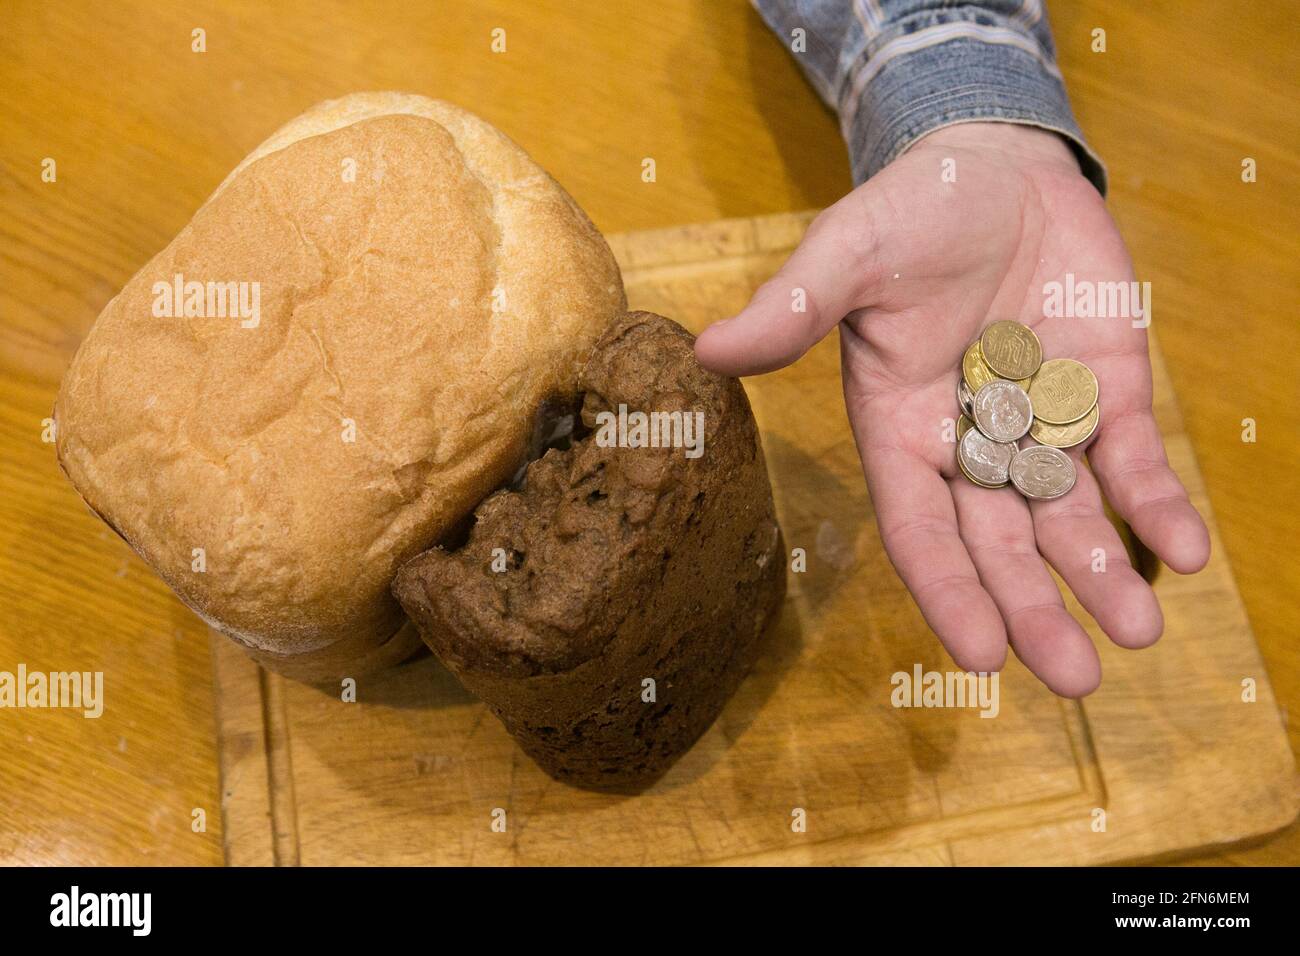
[910,122,1083,177]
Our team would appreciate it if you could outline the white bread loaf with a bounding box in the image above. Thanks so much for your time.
[55,92,626,680]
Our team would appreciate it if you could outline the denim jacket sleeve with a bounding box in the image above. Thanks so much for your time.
[753,0,1107,194]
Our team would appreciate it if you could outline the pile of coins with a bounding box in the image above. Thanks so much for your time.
[955,320,1099,500]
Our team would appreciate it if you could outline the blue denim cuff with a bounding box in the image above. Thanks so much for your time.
[842,38,1108,195]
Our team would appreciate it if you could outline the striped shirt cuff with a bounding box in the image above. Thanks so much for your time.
[840,34,1108,193]
[751,1,1107,195]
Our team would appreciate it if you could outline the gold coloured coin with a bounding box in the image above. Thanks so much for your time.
[957,414,974,440]
[980,321,1042,380]
[1029,403,1100,448]
[1027,358,1099,425]
[961,341,999,392]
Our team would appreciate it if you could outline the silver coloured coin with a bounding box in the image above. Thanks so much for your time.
[1009,444,1077,500]
[958,427,1015,486]
[972,380,1033,442]
[957,379,975,417]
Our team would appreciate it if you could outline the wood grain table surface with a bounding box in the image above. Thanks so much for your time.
[1,0,1296,866]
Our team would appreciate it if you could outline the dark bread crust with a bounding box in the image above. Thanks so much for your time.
[393,312,786,790]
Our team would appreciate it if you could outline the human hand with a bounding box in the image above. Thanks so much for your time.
[695,122,1210,697]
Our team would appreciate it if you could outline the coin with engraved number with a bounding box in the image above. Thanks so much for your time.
[957,379,975,417]
[1009,444,1077,499]
[980,320,1042,380]
[1029,404,1100,449]
[1027,358,1099,425]
[972,380,1034,442]
[962,341,999,392]
[959,427,1015,487]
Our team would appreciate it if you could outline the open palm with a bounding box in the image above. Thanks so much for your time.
[695,123,1209,697]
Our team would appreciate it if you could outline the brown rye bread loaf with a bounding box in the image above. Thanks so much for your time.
[392,312,786,790]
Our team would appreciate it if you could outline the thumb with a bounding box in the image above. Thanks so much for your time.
[694,193,887,376]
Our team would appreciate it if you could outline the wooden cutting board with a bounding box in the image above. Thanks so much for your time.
[212,211,1297,866]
